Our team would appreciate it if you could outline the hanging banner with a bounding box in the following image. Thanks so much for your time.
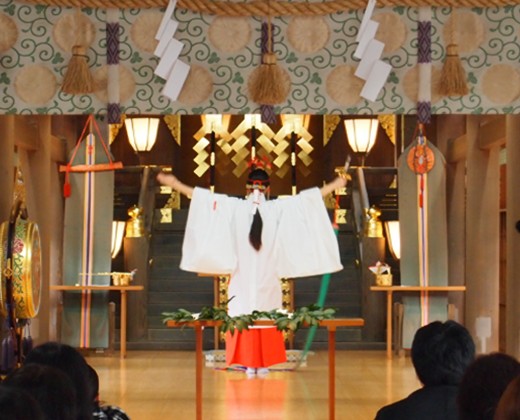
[61,128,114,349]
[398,129,448,348]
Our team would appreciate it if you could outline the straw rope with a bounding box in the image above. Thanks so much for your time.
[19,0,520,14]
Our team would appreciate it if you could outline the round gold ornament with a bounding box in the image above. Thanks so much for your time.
[178,65,214,105]
[15,65,57,105]
[326,65,363,106]
[53,12,95,52]
[407,144,435,174]
[287,16,329,54]
[0,14,18,53]
[208,16,251,53]
[482,64,520,105]
[0,217,41,319]
[373,12,407,54]
[131,12,162,53]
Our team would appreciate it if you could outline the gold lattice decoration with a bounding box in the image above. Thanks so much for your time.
[212,275,291,313]
[216,275,229,343]
[281,278,293,311]
[217,275,229,309]
[192,117,233,178]
[192,115,314,181]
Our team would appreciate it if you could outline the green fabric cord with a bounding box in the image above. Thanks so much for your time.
[299,225,338,364]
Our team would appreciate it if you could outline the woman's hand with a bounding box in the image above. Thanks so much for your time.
[320,157,351,197]
[157,172,179,189]
[156,172,194,198]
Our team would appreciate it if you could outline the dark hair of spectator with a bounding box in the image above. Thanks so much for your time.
[411,320,476,387]
[458,352,520,420]
[24,341,93,420]
[494,374,520,420]
[0,384,45,420]
[4,363,77,420]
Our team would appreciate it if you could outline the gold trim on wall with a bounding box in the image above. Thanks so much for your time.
[164,115,181,146]
[323,115,341,147]
[378,115,396,145]
[109,115,126,145]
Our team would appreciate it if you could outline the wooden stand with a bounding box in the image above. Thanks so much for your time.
[167,318,364,420]
[370,286,466,358]
[50,285,144,358]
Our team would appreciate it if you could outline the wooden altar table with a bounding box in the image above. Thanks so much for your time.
[370,285,466,359]
[167,318,364,420]
[50,285,144,359]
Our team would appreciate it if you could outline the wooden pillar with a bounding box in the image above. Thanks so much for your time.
[0,115,15,222]
[49,116,73,341]
[505,115,520,357]
[48,129,66,342]
[124,237,149,341]
[438,115,467,322]
[446,158,466,322]
[361,237,386,343]
[18,115,53,344]
[465,115,500,353]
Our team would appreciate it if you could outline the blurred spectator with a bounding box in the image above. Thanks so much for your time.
[494,374,520,420]
[0,384,45,420]
[4,363,77,420]
[458,352,520,420]
[375,320,476,420]
[24,341,93,420]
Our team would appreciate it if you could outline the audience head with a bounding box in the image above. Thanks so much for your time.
[24,341,93,420]
[0,384,45,420]
[411,320,475,387]
[495,374,520,420]
[458,352,520,420]
[3,363,77,420]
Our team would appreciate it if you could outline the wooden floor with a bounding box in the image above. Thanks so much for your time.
[87,350,420,420]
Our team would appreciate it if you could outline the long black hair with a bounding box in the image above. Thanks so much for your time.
[247,168,270,251]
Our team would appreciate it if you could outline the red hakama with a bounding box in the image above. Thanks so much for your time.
[226,327,286,368]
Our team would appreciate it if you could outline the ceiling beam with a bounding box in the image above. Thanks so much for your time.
[50,135,67,163]
[447,134,467,163]
[14,116,40,151]
[479,115,506,149]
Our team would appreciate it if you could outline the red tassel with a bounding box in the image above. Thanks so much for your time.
[63,182,71,198]
[63,169,71,198]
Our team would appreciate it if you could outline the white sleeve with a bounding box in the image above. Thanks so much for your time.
[179,187,238,274]
[275,187,343,278]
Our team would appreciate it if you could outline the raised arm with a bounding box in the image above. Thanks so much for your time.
[156,172,194,198]
[320,156,351,198]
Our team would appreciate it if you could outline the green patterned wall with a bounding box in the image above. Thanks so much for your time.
[1,0,520,116]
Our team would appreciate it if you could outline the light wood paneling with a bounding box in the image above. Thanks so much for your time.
[87,350,419,420]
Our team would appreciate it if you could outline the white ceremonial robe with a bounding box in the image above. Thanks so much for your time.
[180,187,343,316]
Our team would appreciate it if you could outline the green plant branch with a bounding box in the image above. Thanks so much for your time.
[162,304,336,335]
